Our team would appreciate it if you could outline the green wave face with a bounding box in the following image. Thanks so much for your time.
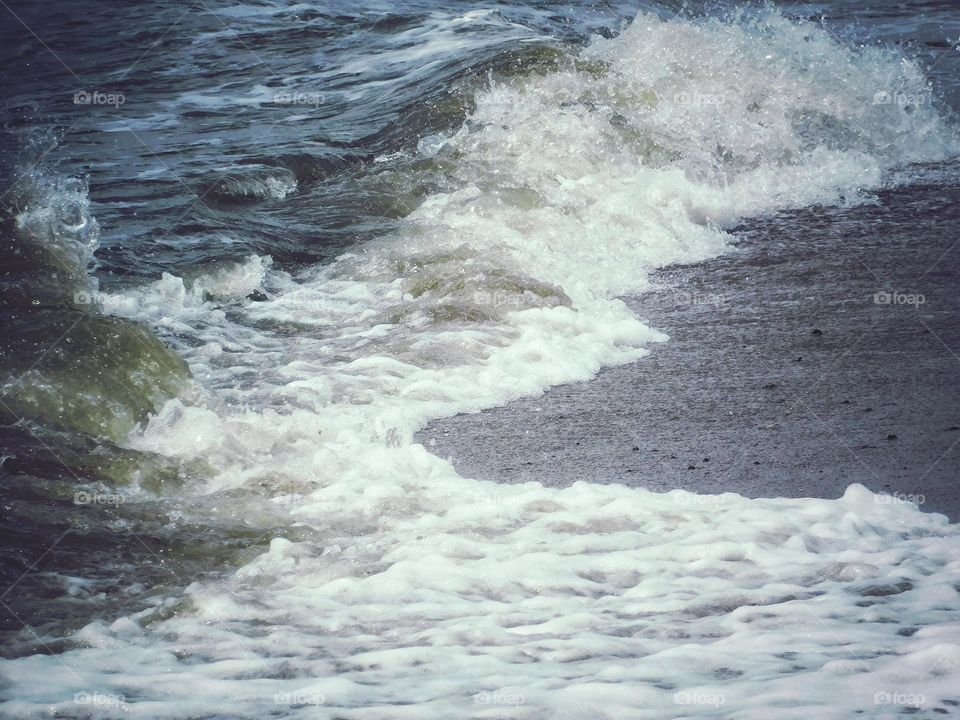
[1,170,190,443]
[0,310,189,442]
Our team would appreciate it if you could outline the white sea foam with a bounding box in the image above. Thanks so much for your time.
[4,8,960,718]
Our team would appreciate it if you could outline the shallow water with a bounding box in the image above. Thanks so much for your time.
[2,1,960,717]
[419,173,960,518]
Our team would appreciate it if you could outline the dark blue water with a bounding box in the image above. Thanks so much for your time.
[3,1,958,275]
[2,1,629,275]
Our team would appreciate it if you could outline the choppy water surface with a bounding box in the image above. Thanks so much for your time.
[2,1,960,717]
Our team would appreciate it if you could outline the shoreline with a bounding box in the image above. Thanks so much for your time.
[418,167,960,521]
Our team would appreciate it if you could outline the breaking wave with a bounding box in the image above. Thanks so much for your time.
[3,7,960,719]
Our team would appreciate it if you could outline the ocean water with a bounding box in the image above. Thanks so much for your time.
[2,1,960,717]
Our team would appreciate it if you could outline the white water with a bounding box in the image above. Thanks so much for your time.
[4,9,960,719]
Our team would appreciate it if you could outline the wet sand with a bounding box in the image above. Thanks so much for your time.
[418,166,960,520]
